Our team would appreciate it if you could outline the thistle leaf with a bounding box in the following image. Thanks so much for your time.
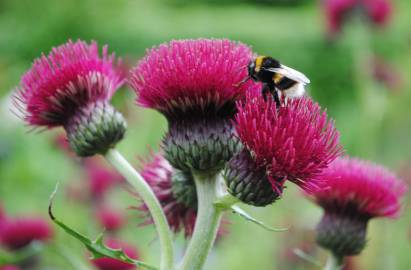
[48,184,158,270]
[230,205,288,232]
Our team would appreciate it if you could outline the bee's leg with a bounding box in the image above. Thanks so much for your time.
[262,84,270,101]
[269,85,281,108]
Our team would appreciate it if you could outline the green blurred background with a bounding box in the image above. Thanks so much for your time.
[0,0,410,269]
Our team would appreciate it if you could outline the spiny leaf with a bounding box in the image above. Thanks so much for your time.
[48,184,158,270]
[230,205,289,232]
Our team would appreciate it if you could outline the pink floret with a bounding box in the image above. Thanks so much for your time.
[235,93,342,192]
[139,152,197,237]
[313,157,408,218]
[15,39,124,128]
[129,39,259,116]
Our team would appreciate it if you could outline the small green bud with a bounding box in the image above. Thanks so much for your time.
[223,149,281,207]
[316,212,367,256]
[65,101,126,157]
[163,117,241,174]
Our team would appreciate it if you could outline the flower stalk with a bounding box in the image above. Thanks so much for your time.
[178,173,223,270]
[324,253,343,270]
[104,149,174,270]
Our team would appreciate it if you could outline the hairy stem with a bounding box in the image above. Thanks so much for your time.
[105,149,174,270]
[324,253,343,270]
[178,173,223,270]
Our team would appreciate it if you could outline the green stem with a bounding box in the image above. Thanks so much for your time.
[178,173,223,270]
[324,253,343,270]
[105,149,174,270]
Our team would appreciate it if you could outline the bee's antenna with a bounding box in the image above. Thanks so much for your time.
[233,76,250,87]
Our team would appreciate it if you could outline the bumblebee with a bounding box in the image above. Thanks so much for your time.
[239,56,310,106]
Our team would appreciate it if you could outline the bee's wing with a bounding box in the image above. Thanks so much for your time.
[264,65,310,85]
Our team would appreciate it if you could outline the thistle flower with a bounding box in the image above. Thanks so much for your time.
[0,217,53,250]
[224,93,341,206]
[90,238,139,270]
[139,152,197,237]
[130,39,259,172]
[96,206,126,232]
[14,40,126,157]
[324,0,392,36]
[311,157,407,257]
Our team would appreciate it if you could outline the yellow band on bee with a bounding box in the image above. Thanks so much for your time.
[273,73,283,84]
[255,56,265,72]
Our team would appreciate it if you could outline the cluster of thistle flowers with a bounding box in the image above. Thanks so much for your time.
[13,38,407,268]
[0,205,53,270]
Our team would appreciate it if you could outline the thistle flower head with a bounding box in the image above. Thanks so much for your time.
[130,39,256,172]
[130,39,258,118]
[0,217,53,250]
[91,238,138,270]
[235,93,342,193]
[312,156,407,256]
[15,40,124,128]
[363,0,392,25]
[312,156,407,219]
[139,152,197,237]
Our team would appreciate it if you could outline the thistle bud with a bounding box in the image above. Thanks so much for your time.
[65,101,126,157]
[163,117,241,173]
[224,149,281,206]
[316,213,367,256]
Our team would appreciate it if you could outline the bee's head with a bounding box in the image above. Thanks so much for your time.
[264,57,281,68]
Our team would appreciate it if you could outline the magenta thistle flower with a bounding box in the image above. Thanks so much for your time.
[0,217,53,250]
[224,92,341,206]
[95,205,126,232]
[313,156,407,219]
[312,156,407,256]
[130,39,258,172]
[238,93,341,189]
[14,40,127,157]
[15,40,123,127]
[130,39,257,117]
[363,0,392,25]
[139,152,197,237]
[90,238,139,270]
